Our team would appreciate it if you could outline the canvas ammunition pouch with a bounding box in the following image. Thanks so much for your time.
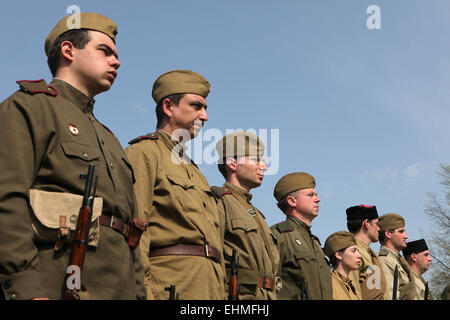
[29,189,103,247]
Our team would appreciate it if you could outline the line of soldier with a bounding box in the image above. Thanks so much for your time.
[0,12,440,300]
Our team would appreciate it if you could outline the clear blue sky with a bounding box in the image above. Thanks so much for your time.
[1,1,449,269]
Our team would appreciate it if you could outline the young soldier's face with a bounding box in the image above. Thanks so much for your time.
[234,156,267,190]
[71,30,120,96]
[367,218,380,242]
[340,245,361,271]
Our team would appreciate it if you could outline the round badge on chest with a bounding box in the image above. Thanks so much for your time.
[68,123,79,136]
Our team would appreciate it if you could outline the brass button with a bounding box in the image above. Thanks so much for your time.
[83,153,88,159]
[110,163,114,169]
[9,293,17,300]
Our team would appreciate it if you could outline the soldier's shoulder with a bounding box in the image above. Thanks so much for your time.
[128,132,160,145]
[378,247,390,257]
[210,186,232,199]
[271,220,295,234]
[16,79,58,97]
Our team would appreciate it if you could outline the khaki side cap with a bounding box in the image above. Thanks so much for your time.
[45,12,118,56]
[152,70,210,103]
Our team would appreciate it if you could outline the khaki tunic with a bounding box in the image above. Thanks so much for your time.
[270,216,332,300]
[125,129,224,300]
[410,270,433,300]
[215,183,279,300]
[331,270,360,300]
[378,246,415,300]
[0,79,145,300]
[348,237,386,299]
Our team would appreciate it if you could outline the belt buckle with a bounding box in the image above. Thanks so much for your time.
[205,244,210,258]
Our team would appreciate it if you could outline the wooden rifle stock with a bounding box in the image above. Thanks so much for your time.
[228,248,239,300]
[64,164,97,300]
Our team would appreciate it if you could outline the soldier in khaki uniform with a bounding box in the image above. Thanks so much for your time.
[346,205,387,299]
[125,70,225,300]
[0,13,146,300]
[324,231,361,300]
[403,239,434,300]
[270,172,332,300]
[212,131,280,300]
[377,213,415,300]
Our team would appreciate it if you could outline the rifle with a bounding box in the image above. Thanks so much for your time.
[64,164,97,300]
[228,248,240,300]
[165,284,179,300]
[392,265,399,300]
[298,277,307,300]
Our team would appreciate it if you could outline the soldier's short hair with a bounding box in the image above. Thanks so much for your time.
[47,29,91,77]
[329,248,346,268]
[155,93,185,128]
[378,228,396,244]
[347,217,378,234]
[277,189,300,213]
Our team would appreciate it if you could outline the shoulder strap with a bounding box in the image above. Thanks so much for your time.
[128,132,159,145]
[275,221,295,233]
[378,248,389,257]
[16,79,58,97]
[210,186,232,199]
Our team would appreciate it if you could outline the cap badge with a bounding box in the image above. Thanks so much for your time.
[68,123,79,136]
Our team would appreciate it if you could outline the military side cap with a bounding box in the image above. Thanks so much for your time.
[216,131,264,162]
[45,12,118,56]
[273,172,316,202]
[152,70,210,103]
[324,231,357,259]
[402,239,429,257]
[378,213,405,231]
[346,205,378,221]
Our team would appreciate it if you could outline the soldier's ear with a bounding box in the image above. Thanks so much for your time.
[162,98,174,118]
[60,41,75,62]
[225,157,237,172]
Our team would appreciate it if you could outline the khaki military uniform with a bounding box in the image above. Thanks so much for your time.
[271,216,332,300]
[125,129,224,300]
[0,79,145,300]
[378,246,415,300]
[331,270,360,300]
[410,270,433,300]
[213,183,279,300]
[348,237,386,299]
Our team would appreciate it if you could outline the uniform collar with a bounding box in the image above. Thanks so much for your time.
[287,215,311,232]
[224,182,253,202]
[156,129,188,157]
[50,79,95,114]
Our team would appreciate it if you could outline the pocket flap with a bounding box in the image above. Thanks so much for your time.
[231,217,258,232]
[61,141,100,161]
[166,173,194,189]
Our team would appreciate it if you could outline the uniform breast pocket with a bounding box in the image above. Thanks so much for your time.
[294,248,316,266]
[61,141,100,162]
[165,173,201,212]
[231,217,258,234]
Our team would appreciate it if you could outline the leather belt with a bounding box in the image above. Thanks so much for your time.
[149,243,221,263]
[99,214,130,239]
[257,276,275,291]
